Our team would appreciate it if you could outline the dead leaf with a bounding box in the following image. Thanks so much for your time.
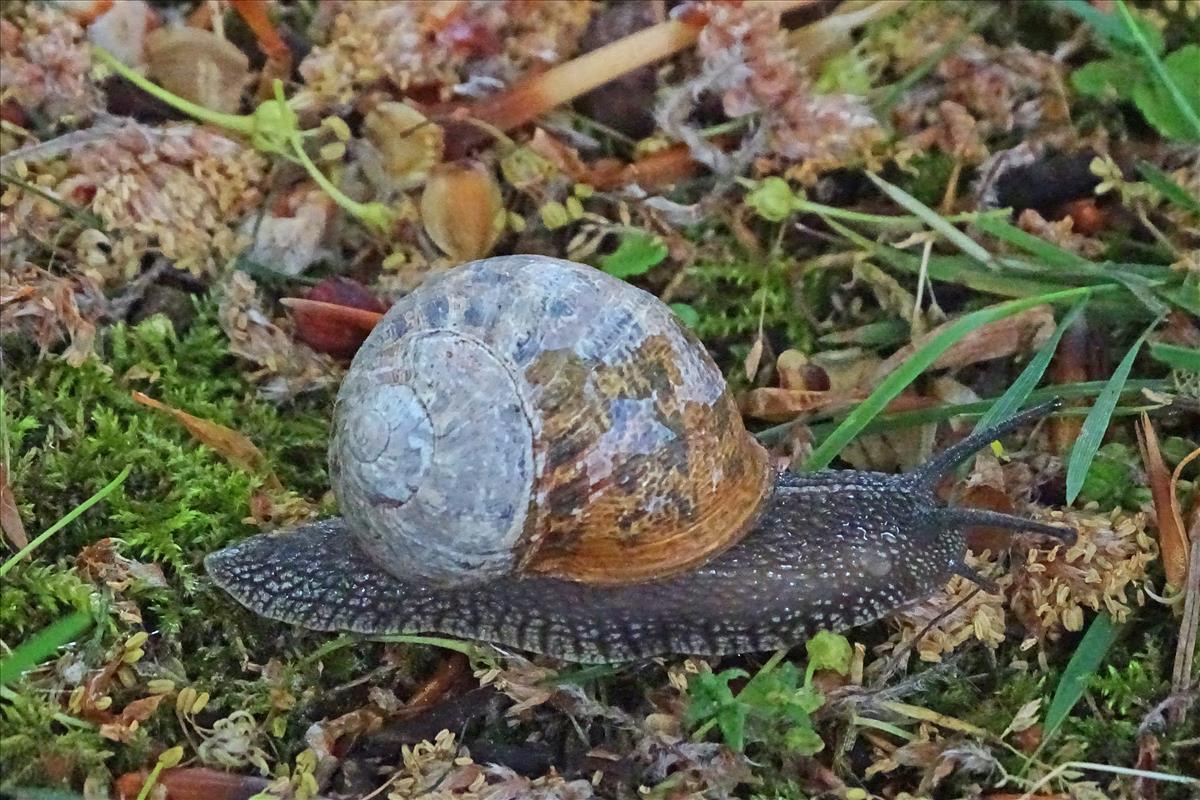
[739,388,840,422]
[145,26,251,115]
[115,768,272,800]
[1049,318,1092,455]
[99,694,165,743]
[75,538,168,591]
[872,306,1055,386]
[744,334,764,382]
[0,464,28,548]
[132,392,282,491]
[281,294,385,360]
[1135,414,1190,587]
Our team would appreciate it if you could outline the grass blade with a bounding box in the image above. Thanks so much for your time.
[865,172,994,265]
[972,296,1089,435]
[1148,342,1200,372]
[0,466,132,578]
[1136,161,1200,214]
[1065,316,1161,504]
[1115,0,1200,140]
[804,286,1095,471]
[822,216,1076,298]
[756,378,1168,446]
[0,611,94,688]
[1041,611,1121,745]
[971,213,1089,268]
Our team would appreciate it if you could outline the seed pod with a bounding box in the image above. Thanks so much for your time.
[420,162,504,262]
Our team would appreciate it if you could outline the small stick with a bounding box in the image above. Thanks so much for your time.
[459,0,816,132]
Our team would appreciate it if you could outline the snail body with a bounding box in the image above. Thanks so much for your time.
[207,255,1072,663]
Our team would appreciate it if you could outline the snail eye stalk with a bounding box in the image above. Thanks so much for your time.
[912,398,1064,488]
[934,507,1076,546]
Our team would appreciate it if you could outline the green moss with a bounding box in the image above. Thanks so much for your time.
[682,257,813,387]
[0,299,392,788]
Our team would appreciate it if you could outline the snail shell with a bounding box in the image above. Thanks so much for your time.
[331,255,771,586]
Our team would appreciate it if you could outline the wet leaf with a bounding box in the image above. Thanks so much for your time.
[597,231,667,279]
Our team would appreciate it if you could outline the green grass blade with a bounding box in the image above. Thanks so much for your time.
[0,465,132,578]
[972,296,1089,435]
[1115,0,1200,140]
[804,286,1095,471]
[822,216,1076,298]
[873,8,994,114]
[1065,316,1161,504]
[1048,0,1142,51]
[1148,342,1200,372]
[865,172,994,265]
[971,214,1089,268]
[1041,611,1121,745]
[756,378,1168,446]
[1136,161,1200,213]
[0,611,94,688]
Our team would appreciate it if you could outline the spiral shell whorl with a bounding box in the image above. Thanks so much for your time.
[331,255,770,586]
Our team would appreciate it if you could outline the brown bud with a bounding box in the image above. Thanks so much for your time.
[288,278,386,359]
[420,161,504,262]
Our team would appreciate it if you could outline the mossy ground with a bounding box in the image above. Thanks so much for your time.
[1,306,456,785]
[3,297,1196,797]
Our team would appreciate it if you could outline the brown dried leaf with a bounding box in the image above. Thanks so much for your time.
[115,767,271,800]
[132,392,282,491]
[1135,414,1190,587]
[743,333,764,382]
[0,464,27,548]
[284,277,386,359]
[75,538,168,590]
[99,694,165,743]
[872,306,1055,386]
[739,388,838,422]
[145,26,251,115]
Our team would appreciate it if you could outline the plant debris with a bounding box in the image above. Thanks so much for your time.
[2,0,1198,797]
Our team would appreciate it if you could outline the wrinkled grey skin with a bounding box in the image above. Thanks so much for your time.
[206,404,1073,663]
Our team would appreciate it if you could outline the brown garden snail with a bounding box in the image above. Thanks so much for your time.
[206,255,1073,663]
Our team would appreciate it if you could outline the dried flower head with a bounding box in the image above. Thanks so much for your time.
[690,1,884,177]
[0,4,102,128]
[58,123,267,282]
[217,271,342,401]
[298,1,591,110]
[1007,508,1156,637]
[889,508,1156,660]
[0,262,102,365]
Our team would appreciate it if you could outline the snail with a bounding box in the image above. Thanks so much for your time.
[206,255,1073,663]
